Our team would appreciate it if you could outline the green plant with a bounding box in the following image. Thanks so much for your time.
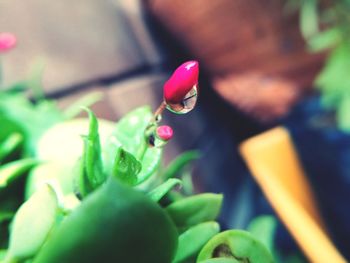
[0,39,277,262]
[288,0,350,131]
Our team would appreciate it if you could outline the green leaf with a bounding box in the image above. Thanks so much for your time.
[0,93,63,155]
[25,119,115,199]
[32,178,178,263]
[63,91,103,119]
[300,0,319,39]
[316,44,350,108]
[112,147,141,186]
[173,221,220,263]
[307,28,341,52]
[26,59,45,101]
[0,133,23,163]
[0,211,14,224]
[6,184,59,261]
[148,178,182,202]
[77,108,106,197]
[166,193,223,230]
[197,230,274,263]
[337,94,350,132]
[105,106,162,185]
[162,150,200,180]
[199,258,240,263]
[0,250,7,261]
[0,159,38,189]
[0,115,23,143]
[247,215,277,253]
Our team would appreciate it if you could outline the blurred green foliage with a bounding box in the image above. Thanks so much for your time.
[288,0,350,131]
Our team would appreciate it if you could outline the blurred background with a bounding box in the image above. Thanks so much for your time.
[1,0,350,261]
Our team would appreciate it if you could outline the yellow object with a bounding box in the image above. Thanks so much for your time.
[239,127,347,263]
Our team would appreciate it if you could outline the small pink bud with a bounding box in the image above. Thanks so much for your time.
[164,60,199,104]
[156,125,173,141]
[0,33,17,53]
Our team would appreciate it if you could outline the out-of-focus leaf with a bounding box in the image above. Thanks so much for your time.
[105,106,162,185]
[173,221,220,263]
[316,45,350,108]
[0,211,14,224]
[77,108,106,198]
[300,0,319,39]
[5,184,59,261]
[247,215,277,253]
[199,258,240,263]
[0,250,6,260]
[0,115,23,143]
[0,159,38,189]
[148,178,182,202]
[337,94,350,132]
[26,59,45,101]
[0,93,63,155]
[166,193,223,230]
[162,150,200,180]
[63,91,103,119]
[0,133,23,163]
[112,147,141,186]
[307,28,341,52]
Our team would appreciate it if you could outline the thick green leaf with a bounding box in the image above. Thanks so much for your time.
[0,133,23,163]
[174,221,220,263]
[77,108,106,198]
[0,159,38,189]
[166,193,223,230]
[197,230,274,263]
[105,106,162,185]
[148,178,182,202]
[112,147,141,186]
[199,259,240,263]
[5,184,59,261]
[162,150,200,180]
[247,215,277,253]
[26,118,115,199]
[33,178,178,263]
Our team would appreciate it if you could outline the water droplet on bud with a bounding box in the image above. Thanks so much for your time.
[166,85,198,114]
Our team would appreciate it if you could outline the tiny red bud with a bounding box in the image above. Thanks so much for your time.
[156,125,173,141]
[0,33,17,53]
[164,60,199,104]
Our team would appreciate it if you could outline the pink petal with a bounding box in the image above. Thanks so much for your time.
[164,61,199,104]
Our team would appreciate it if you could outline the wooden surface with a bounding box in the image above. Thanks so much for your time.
[147,0,326,121]
[147,0,325,87]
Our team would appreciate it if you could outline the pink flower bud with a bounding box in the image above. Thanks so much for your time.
[0,33,17,53]
[163,61,199,104]
[156,125,173,141]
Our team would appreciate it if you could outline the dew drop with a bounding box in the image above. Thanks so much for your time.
[166,85,198,114]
